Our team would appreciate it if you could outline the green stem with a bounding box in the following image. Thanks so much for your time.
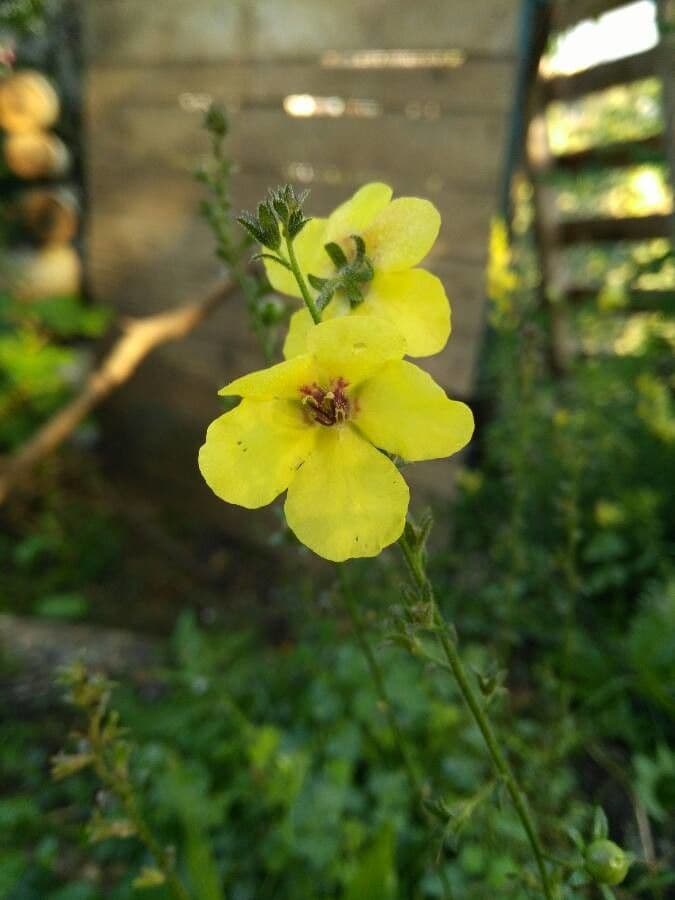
[339,569,454,900]
[91,747,193,900]
[398,532,554,900]
[285,233,321,324]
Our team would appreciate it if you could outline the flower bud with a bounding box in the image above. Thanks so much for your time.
[585,839,630,886]
[259,296,286,325]
[204,103,228,137]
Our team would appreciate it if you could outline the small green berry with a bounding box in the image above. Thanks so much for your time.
[585,839,630,886]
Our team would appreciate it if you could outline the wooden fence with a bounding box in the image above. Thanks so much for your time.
[83,0,520,527]
[526,0,673,371]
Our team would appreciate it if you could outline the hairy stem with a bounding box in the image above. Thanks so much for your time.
[398,531,554,900]
[285,233,321,324]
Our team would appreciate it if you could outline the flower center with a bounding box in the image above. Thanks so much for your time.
[300,378,352,426]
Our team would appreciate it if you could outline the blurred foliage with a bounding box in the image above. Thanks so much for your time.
[0,288,110,450]
[0,0,46,37]
[547,79,663,155]
[553,164,671,220]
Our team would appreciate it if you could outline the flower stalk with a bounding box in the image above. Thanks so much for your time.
[398,525,555,900]
[284,231,322,324]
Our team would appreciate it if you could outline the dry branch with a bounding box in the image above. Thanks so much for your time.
[0,278,237,504]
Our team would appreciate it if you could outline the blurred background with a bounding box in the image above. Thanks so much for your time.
[0,1,673,898]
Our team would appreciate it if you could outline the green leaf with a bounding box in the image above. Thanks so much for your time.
[34,593,89,620]
[251,252,290,269]
[29,295,111,338]
[132,866,166,889]
[185,821,225,900]
[592,806,609,839]
[344,827,398,900]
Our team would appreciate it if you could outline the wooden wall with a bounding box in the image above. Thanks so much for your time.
[83,1,518,528]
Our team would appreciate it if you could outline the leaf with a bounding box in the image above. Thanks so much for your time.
[50,751,93,780]
[87,813,136,843]
[34,592,89,620]
[184,821,225,900]
[344,827,398,900]
[252,252,291,269]
[593,806,609,839]
[133,866,166,889]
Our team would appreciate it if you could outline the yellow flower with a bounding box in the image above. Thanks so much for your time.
[264,183,450,359]
[199,317,474,562]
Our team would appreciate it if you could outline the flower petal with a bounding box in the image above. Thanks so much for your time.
[263,217,328,297]
[325,182,393,242]
[284,425,408,561]
[282,307,315,359]
[199,399,315,508]
[353,269,451,357]
[364,197,440,271]
[220,354,317,400]
[355,360,474,461]
[307,315,406,386]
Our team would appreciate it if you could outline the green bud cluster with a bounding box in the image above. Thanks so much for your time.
[309,234,374,311]
[238,184,311,255]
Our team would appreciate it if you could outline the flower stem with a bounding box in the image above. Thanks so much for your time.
[285,233,322,324]
[338,569,455,900]
[398,531,554,900]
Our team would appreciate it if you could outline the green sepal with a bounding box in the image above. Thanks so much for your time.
[307,273,330,290]
[315,284,337,311]
[237,213,267,246]
[324,242,348,268]
[287,210,311,239]
[350,233,366,257]
[257,202,281,250]
[343,278,364,307]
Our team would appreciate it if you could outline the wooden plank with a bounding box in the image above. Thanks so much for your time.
[557,213,672,243]
[85,182,496,327]
[84,183,487,390]
[84,0,519,65]
[87,59,517,116]
[86,102,506,191]
[542,48,660,103]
